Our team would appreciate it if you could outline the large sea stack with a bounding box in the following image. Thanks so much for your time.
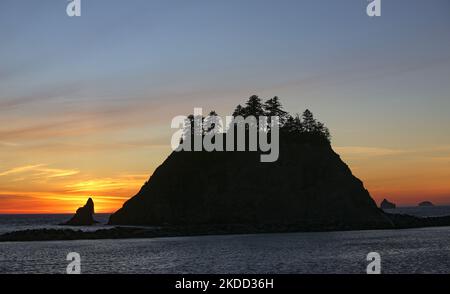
[109,137,392,230]
[109,96,394,231]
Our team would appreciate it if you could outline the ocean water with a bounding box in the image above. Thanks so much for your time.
[1,227,450,274]
[1,207,450,274]
[383,206,450,218]
[0,214,112,235]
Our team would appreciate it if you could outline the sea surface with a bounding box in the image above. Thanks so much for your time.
[1,207,450,274]
[0,214,112,235]
[383,206,450,218]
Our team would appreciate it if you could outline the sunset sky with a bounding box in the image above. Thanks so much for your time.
[1,0,450,213]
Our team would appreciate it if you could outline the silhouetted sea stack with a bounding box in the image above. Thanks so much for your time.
[380,199,396,209]
[108,137,392,230]
[108,96,394,231]
[62,198,98,226]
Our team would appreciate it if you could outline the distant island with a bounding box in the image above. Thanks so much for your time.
[418,201,435,207]
[3,95,450,242]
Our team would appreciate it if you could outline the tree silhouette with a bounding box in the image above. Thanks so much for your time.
[232,104,245,117]
[185,114,195,135]
[265,96,288,132]
[180,114,195,150]
[182,96,331,151]
[314,121,331,141]
[283,115,296,132]
[301,109,316,133]
[204,110,221,134]
[264,96,288,127]
[283,114,303,133]
[244,95,265,117]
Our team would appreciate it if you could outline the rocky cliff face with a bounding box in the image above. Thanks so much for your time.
[63,198,98,226]
[109,136,393,230]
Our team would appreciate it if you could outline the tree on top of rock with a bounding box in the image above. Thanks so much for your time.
[204,110,221,134]
[302,109,316,132]
[284,113,303,133]
[232,104,246,117]
[314,121,331,142]
[244,95,265,117]
[264,96,288,127]
[299,109,330,142]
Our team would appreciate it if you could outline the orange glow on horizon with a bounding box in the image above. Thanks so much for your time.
[0,191,132,214]
[1,144,450,214]
[0,165,150,214]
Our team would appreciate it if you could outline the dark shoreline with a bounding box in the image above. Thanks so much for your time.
[2,213,450,242]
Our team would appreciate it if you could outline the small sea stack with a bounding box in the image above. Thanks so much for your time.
[62,198,98,226]
[380,199,396,209]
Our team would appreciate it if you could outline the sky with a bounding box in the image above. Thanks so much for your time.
[1,0,450,213]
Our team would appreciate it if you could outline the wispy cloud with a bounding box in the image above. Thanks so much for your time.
[64,174,148,193]
[0,164,79,178]
[0,164,45,176]
[334,146,406,157]
[34,167,80,178]
[0,82,83,111]
[0,141,20,147]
